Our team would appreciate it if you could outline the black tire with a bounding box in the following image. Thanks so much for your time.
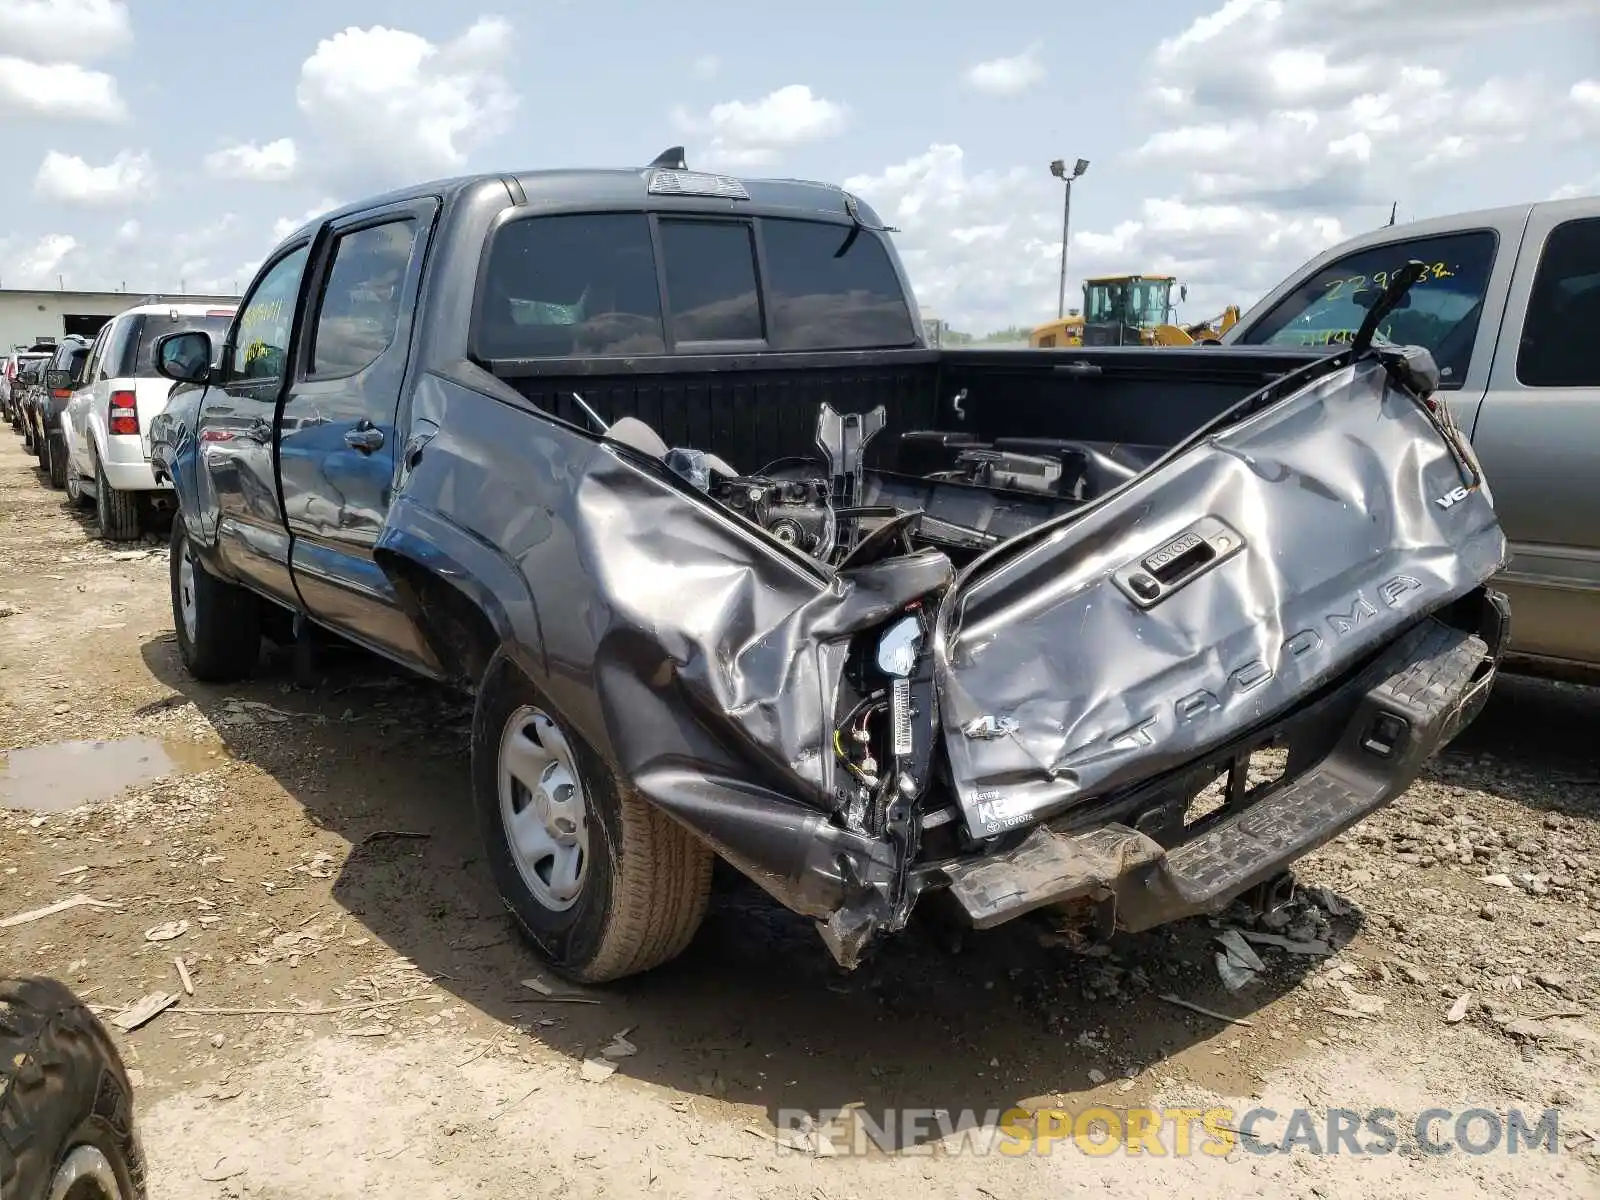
[0,976,147,1200]
[45,434,68,489]
[65,465,92,508]
[95,455,141,542]
[473,660,713,983]
[170,514,261,682]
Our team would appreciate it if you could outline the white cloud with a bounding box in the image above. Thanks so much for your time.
[673,84,846,169]
[691,54,720,80]
[0,56,125,121]
[1140,8,1553,211]
[33,149,154,206]
[114,218,139,242]
[1551,175,1600,202]
[963,44,1046,96]
[271,198,343,242]
[844,143,1345,330]
[4,233,80,287]
[296,18,517,183]
[0,0,131,61]
[205,138,299,183]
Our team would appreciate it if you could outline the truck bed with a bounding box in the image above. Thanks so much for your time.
[499,345,1326,483]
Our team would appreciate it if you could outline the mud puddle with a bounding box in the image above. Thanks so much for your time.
[0,735,218,812]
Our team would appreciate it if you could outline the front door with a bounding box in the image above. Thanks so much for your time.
[197,242,312,605]
[279,198,438,667]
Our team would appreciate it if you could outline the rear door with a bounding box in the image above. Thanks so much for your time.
[196,241,313,603]
[66,324,110,472]
[278,197,438,665]
[1469,207,1600,668]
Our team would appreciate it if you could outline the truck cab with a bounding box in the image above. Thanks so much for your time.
[1224,196,1600,681]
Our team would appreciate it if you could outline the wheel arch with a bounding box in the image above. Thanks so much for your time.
[373,500,545,693]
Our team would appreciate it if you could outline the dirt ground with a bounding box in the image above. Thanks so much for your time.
[3,430,1600,1199]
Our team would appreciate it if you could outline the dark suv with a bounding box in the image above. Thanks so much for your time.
[22,335,92,484]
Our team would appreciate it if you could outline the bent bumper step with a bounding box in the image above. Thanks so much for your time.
[943,609,1501,933]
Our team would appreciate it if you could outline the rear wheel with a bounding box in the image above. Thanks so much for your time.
[473,662,713,983]
[169,515,261,682]
[45,433,67,488]
[0,976,147,1200]
[95,455,141,542]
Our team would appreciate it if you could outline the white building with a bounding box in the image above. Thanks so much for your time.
[1,288,239,353]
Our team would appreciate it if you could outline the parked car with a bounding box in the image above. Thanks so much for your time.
[149,155,1509,983]
[5,355,48,435]
[3,346,53,428]
[59,303,236,538]
[25,336,93,487]
[1224,193,1600,683]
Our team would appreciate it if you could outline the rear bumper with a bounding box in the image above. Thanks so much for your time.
[101,434,165,492]
[941,591,1509,933]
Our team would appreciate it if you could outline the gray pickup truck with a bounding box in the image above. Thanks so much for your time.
[1225,197,1600,683]
[146,152,1507,983]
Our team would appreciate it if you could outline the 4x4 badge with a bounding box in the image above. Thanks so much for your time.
[963,715,1019,740]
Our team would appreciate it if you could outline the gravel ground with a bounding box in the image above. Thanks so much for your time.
[2,429,1599,1198]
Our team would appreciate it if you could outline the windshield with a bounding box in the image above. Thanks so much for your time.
[1128,278,1172,327]
[134,313,234,377]
[1235,230,1497,388]
[1084,281,1127,323]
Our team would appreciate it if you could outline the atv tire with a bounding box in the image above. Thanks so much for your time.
[0,975,147,1200]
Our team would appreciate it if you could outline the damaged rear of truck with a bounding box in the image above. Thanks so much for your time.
[149,160,1510,983]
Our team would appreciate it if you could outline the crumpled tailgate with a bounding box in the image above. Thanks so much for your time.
[934,358,1508,841]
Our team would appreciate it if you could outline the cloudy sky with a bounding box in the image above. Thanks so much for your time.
[0,0,1596,333]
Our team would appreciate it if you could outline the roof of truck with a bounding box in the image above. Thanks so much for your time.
[280,154,890,245]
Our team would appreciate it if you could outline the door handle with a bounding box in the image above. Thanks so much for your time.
[344,424,385,453]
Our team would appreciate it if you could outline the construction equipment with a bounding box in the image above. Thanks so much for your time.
[1030,275,1240,348]
[1028,312,1083,348]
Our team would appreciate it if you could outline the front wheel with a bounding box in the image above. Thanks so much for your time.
[65,466,91,508]
[0,976,147,1200]
[473,663,713,983]
[169,515,261,682]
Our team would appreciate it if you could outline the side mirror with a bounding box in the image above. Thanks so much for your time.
[1180,284,1189,303]
[154,330,213,385]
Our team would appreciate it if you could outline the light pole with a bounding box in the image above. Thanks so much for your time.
[1050,157,1089,320]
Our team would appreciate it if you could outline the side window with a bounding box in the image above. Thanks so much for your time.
[1517,217,1600,388]
[80,327,108,385]
[308,219,419,377]
[759,218,917,351]
[231,245,311,382]
[658,219,762,344]
[476,214,665,358]
[1235,230,1498,389]
[104,317,139,379]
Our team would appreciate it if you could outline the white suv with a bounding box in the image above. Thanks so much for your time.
[62,303,235,540]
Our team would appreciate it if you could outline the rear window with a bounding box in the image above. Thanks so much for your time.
[477,214,666,358]
[1234,229,1497,389]
[658,219,762,343]
[759,218,917,351]
[131,312,234,377]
